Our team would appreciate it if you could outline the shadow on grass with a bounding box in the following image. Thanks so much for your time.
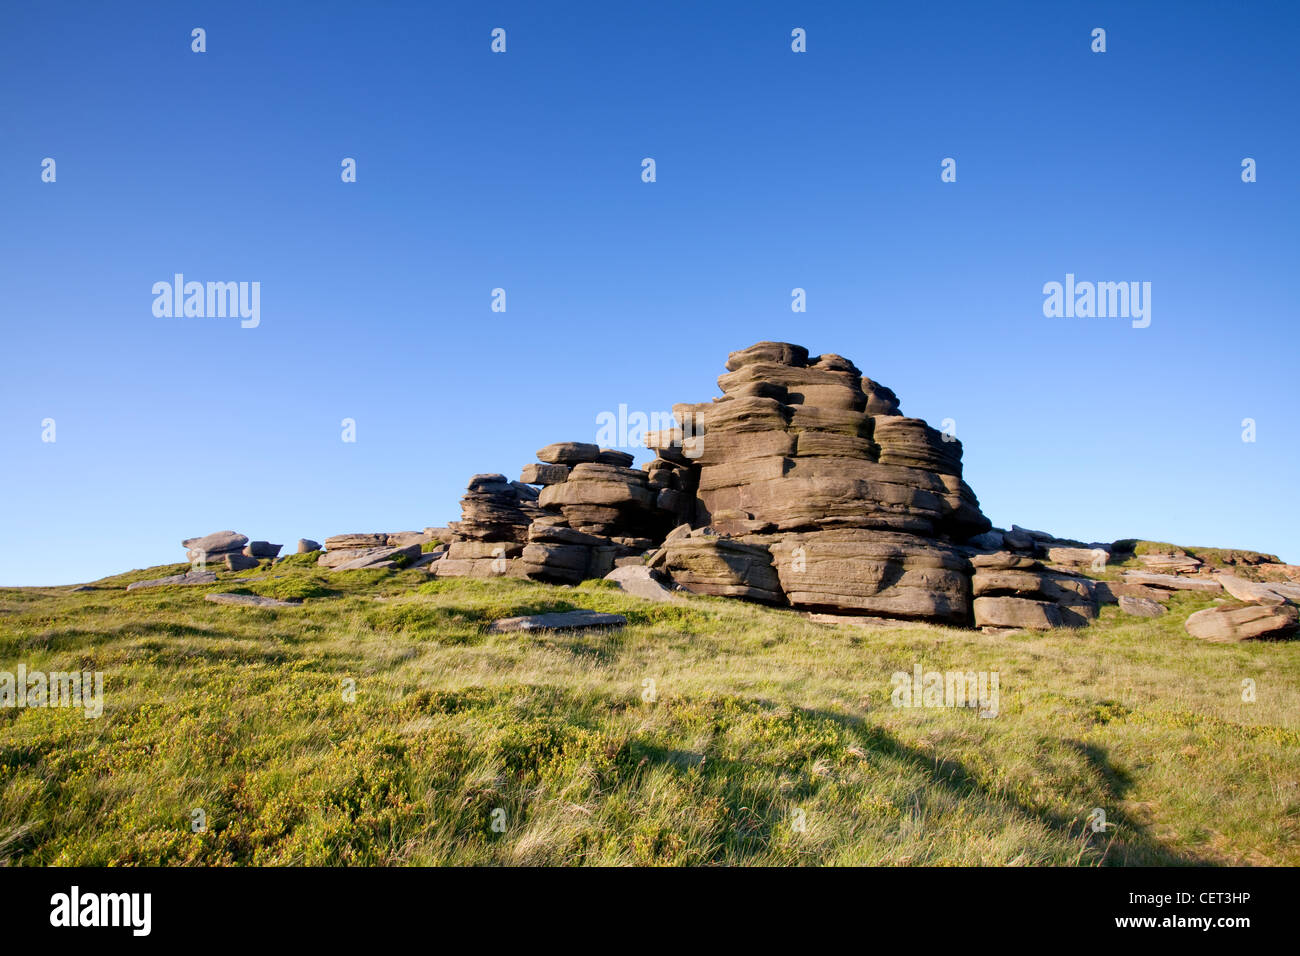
[627,705,1210,866]
[808,707,1210,866]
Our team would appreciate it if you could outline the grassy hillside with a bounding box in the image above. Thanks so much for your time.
[1,558,1297,866]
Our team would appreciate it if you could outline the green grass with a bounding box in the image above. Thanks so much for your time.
[0,560,1297,866]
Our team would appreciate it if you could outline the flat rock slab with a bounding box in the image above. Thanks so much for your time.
[487,610,627,633]
[127,570,217,590]
[1118,595,1167,617]
[1122,571,1223,593]
[1215,574,1300,605]
[205,593,303,608]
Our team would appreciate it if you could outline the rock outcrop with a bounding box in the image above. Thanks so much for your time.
[302,339,1294,640]
[435,443,687,584]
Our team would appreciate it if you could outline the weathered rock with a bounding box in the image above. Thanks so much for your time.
[527,516,608,548]
[860,378,901,416]
[328,544,421,572]
[768,530,971,623]
[183,530,248,563]
[658,536,783,603]
[971,566,1096,626]
[1042,546,1108,570]
[536,442,601,465]
[872,417,963,476]
[1001,528,1036,552]
[244,541,283,559]
[965,530,1005,551]
[297,538,322,553]
[325,533,388,550]
[387,531,433,548]
[1094,581,1171,604]
[1117,595,1166,617]
[974,596,1069,630]
[1185,603,1299,642]
[487,610,627,633]
[604,565,684,602]
[205,593,303,608]
[970,552,1041,571]
[1214,574,1300,605]
[1138,552,1202,573]
[445,541,523,560]
[520,463,571,486]
[126,570,217,590]
[520,543,591,583]
[1122,571,1223,593]
[430,339,1247,632]
[432,557,524,579]
[725,341,809,371]
[224,553,261,571]
[182,531,247,553]
[596,448,636,467]
[454,474,541,544]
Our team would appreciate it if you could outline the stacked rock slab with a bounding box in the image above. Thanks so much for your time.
[183,531,261,571]
[429,474,542,578]
[525,442,699,582]
[645,341,992,622]
[969,552,1098,630]
[317,533,424,571]
[434,440,697,584]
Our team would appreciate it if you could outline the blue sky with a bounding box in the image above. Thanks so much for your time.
[2,1,1297,585]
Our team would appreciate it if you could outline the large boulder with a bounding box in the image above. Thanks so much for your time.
[183,531,247,563]
[1185,604,1299,643]
[657,535,783,604]
[766,530,971,624]
[973,596,1067,630]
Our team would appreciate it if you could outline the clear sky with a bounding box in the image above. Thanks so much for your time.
[2,1,1297,585]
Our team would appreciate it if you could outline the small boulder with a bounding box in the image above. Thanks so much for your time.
[297,539,322,553]
[1117,595,1166,618]
[604,566,684,602]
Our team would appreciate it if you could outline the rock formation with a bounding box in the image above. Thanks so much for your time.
[372,339,1299,641]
